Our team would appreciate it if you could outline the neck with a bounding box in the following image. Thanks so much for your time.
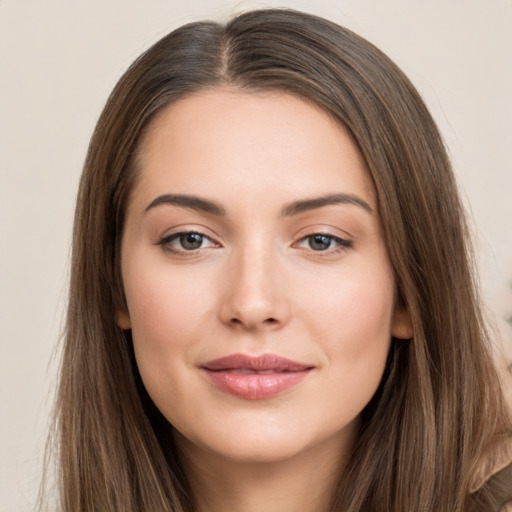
[176,431,355,512]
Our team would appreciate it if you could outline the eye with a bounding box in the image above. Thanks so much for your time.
[176,232,207,250]
[158,231,218,253]
[297,233,353,252]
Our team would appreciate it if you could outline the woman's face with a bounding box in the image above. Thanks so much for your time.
[119,88,411,465]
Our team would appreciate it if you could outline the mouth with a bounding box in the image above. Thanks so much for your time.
[200,353,314,400]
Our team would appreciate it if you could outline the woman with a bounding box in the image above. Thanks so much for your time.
[42,8,512,512]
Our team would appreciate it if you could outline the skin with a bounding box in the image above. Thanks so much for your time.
[118,88,413,512]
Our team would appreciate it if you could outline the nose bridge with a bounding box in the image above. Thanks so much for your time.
[220,233,288,329]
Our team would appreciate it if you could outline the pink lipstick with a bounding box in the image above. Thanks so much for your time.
[200,354,313,400]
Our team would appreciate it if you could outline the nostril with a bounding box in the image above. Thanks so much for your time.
[228,317,277,326]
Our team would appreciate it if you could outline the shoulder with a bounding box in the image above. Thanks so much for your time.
[472,461,512,512]
[491,462,512,512]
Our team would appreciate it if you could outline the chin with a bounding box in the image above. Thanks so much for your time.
[186,433,312,464]
[173,413,356,467]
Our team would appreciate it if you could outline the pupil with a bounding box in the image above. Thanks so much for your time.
[310,235,331,251]
[181,233,203,250]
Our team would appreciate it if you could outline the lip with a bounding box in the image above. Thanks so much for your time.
[200,353,314,400]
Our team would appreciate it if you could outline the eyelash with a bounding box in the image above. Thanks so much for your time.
[295,233,353,255]
[157,230,218,255]
[156,231,353,256]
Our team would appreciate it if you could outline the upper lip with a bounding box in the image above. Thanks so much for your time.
[201,353,313,372]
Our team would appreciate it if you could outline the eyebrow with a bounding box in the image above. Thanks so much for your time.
[280,193,373,216]
[144,192,373,217]
[145,194,226,216]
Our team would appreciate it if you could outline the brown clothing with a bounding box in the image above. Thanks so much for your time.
[470,462,512,512]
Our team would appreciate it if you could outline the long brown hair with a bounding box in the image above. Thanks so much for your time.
[42,8,510,511]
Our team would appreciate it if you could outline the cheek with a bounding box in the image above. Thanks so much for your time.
[125,257,214,336]
[297,264,395,409]
[299,258,395,341]
[122,261,214,396]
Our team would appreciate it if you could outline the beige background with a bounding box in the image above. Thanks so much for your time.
[1,1,511,510]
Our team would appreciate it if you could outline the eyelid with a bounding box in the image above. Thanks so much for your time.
[291,226,354,256]
[156,227,222,255]
[292,224,353,242]
[154,224,353,257]
[295,233,352,250]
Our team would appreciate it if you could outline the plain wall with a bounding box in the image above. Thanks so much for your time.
[1,1,511,510]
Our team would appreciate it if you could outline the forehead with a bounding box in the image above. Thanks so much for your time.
[132,87,376,212]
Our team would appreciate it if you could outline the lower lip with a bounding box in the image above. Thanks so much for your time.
[202,369,311,400]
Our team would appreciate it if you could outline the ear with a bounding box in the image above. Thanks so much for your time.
[116,309,131,330]
[391,306,413,339]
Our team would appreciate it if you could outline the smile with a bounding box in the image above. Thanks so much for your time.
[200,354,314,400]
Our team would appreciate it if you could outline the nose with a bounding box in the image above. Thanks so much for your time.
[219,243,290,331]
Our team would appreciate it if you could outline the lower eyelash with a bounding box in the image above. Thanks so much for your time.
[156,231,212,255]
[335,237,353,249]
[302,234,353,252]
[155,231,352,256]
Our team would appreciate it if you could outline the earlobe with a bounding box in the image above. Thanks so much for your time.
[116,310,131,330]
[391,307,413,339]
